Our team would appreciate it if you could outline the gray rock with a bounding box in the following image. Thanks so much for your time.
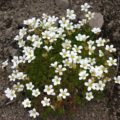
[89,13,104,28]
[55,0,70,9]
[0,93,7,107]
[8,46,18,56]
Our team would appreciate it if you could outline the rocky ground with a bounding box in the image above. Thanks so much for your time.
[0,0,120,120]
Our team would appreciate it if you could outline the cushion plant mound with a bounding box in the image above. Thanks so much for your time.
[2,3,118,119]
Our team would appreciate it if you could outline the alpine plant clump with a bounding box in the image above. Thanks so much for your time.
[2,3,119,119]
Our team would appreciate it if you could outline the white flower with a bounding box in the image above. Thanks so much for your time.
[89,58,96,66]
[24,17,40,29]
[85,92,94,101]
[84,79,93,91]
[85,11,95,20]
[32,38,42,48]
[79,19,87,26]
[90,66,104,78]
[75,34,89,41]
[19,27,27,37]
[59,17,70,28]
[60,49,70,58]
[97,81,105,91]
[87,40,94,46]
[16,71,27,80]
[11,56,20,69]
[58,88,70,99]
[32,89,41,97]
[114,76,120,84]
[79,70,89,80]
[52,76,61,86]
[29,108,39,118]
[19,55,26,63]
[62,59,72,67]
[8,73,16,82]
[42,30,50,39]
[80,58,90,69]
[22,98,31,108]
[55,65,66,76]
[27,35,39,42]
[42,30,58,43]
[72,45,83,53]
[50,61,58,68]
[13,82,24,92]
[92,83,99,91]
[23,47,35,63]
[88,45,96,55]
[2,60,8,69]
[62,39,71,49]
[14,35,23,41]
[26,82,34,90]
[44,85,55,95]
[91,28,101,34]
[41,97,50,107]
[96,38,106,47]
[18,39,25,48]
[66,9,76,20]
[105,45,116,53]
[43,46,53,52]
[8,70,26,81]
[107,57,117,66]
[99,50,104,57]
[67,51,78,63]
[5,88,16,100]
[81,3,91,12]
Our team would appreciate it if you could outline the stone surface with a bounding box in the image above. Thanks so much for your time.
[89,12,104,28]
[55,0,70,9]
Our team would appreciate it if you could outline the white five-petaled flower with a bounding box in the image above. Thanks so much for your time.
[79,70,89,80]
[90,66,104,78]
[75,34,89,41]
[5,88,16,100]
[22,98,31,108]
[96,38,106,47]
[107,57,117,66]
[114,76,120,84]
[32,89,41,97]
[44,85,55,95]
[85,11,95,20]
[62,39,71,49]
[55,65,66,76]
[97,81,105,91]
[72,45,83,53]
[81,3,91,12]
[41,97,50,107]
[80,58,90,69]
[105,45,116,53]
[8,70,26,81]
[13,82,24,92]
[66,9,76,20]
[52,76,61,86]
[26,82,34,90]
[60,49,70,58]
[58,88,70,99]
[85,92,94,101]
[84,79,93,91]
[50,61,58,68]
[91,28,101,34]
[29,108,39,118]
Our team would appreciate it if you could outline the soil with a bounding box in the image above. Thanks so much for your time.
[0,0,120,120]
